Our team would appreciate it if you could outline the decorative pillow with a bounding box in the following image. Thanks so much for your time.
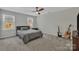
[21,27,29,30]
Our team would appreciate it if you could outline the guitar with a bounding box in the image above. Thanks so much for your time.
[64,24,72,39]
[57,26,62,37]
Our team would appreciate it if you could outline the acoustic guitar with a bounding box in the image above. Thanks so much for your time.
[64,24,72,39]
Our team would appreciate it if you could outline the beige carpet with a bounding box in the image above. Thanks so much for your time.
[0,34,72,51]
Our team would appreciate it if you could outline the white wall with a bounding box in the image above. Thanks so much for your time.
[0,9,37,38]
[0,9,37,27]
[37,8,79,36]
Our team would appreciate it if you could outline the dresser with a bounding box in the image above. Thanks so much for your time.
[73,36,79,51]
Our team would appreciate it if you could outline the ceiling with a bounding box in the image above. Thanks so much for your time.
[0,7,71,16]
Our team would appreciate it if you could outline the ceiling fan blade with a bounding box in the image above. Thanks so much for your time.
[38,12,40,15]
[39,8,44,11]
[36,7,39,11]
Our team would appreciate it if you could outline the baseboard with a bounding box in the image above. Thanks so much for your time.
[43,33,57,37]
[0,35,16,39]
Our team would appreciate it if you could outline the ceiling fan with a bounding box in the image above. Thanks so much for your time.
[32,7,44,15]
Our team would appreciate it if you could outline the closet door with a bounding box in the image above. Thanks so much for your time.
[1,15,16,38]
[0,15,2,38]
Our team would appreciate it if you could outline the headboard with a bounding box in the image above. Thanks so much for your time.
[16,26,30,30]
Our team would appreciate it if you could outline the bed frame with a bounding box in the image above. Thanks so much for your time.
[16,26,43,44]
[16,26,30,36]
[16,26,30,30]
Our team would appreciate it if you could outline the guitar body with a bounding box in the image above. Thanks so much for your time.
[64,31,71,39]
[64,24,72,39]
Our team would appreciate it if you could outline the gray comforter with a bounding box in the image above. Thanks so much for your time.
[17,29,43,44]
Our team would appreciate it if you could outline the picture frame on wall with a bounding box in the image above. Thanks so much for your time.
[2,14,15,30]
[27,17,33,28]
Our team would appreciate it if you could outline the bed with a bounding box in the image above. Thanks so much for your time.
[16,26,43,44]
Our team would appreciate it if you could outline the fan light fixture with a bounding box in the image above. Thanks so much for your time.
[32,7,44,15]
[36,11,38,14]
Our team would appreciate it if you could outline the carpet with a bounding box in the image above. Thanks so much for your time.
[0,34,72,51]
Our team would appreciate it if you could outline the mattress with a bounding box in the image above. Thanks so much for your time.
[17,29,43,44]
[17,29,41,35]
